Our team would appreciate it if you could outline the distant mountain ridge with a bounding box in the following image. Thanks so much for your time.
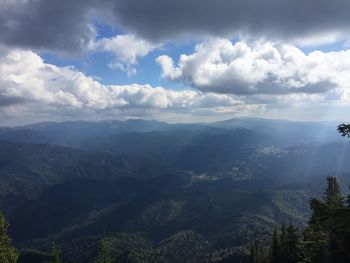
[0,117,341,147]
[0,118,349,262]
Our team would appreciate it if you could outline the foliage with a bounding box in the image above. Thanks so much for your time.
[337,123,350,137]
[250,222,301,263]
[17,249,53,263]
[250,240,268,263]
[0,211,18,263]
[48,244,62,263]
[253,177,350,263]
[324,176,344,208]
[93,238,113,263]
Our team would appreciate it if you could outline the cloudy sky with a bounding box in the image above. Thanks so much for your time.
[1,0,350,125]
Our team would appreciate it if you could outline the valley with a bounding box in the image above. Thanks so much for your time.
[0,118,348,262]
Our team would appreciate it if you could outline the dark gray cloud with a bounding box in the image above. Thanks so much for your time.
[0,0,106,53]
[0,95,27,107]
[1,0,350,52]
[112,0,350,42]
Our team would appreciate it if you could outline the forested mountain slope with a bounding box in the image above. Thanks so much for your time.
[0,119,348,262]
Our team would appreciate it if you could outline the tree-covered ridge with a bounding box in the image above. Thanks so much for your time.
[13,176,350,263]
[0,119,349,262]
[251,176,350,263]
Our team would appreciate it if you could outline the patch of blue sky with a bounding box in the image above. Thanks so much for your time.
[300,39,349,54]
[41,22,200,90]
[93,20,125,39]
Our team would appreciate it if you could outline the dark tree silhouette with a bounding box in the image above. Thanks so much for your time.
[337,123,350,137]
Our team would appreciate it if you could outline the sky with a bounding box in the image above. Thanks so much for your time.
[1,0,350,125]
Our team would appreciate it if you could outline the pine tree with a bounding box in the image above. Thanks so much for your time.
[295,177,346,263]
[325,177,344,208]
[250,240,268,263]
[250,175,350,263]
[100,238,110,263]
[300,222,329,263]
[278,223,289,262]
[285,222,301,263]
[49,243,62,263]
[268,223,301,263]
[0,211,18,263]
[347,185,350,208]
[270,229,280,263]
[94,238,111,263]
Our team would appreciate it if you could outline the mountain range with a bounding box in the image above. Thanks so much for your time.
[0,118,349,262]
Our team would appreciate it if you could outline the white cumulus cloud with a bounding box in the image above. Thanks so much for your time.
[156,38,350,99]
[0,49,260,125]
[92,34,161,76]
